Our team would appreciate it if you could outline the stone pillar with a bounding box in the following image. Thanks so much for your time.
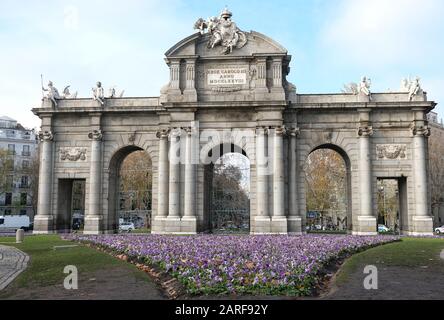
[169,60,181,93]
[355,123,377,235]
[156,130,169,218]
[182,127,197,233]
[271,126,288,233]
[84,129,103,234]
[253,127,271,234]
[287,127,302,234]
[33,131,54,234]
[255,58,268,95]
[411,122,433,235]
[272,58,282,88]
[166,128,181,232]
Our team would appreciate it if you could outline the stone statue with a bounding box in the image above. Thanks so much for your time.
[342,82,359,94]
[92,81,105,105]
[108,86,125,98]
[358,76,372,98]
[42,81,60,107]
[408,77,422,101]
[62,85,78,99]
[194,8,247,55]
[400,78,410,92]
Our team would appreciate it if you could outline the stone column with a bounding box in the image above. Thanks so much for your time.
[167,128,181,228]
[253,127,271,233]
[84,129,103,234]
[411,122,433,235]
[182,127,197,233]
[156,130,169,218]
[33,131,54,234]
[356,124,377,235]
[271,126,288,233]
[287,127,302,234]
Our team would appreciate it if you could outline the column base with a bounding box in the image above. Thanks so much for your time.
[352,216,377,236]
[271,217,288,234]
[151,216,167,234]
[287,216,303,235]
[251,216,271,234]
[33,215,55,234]
[180,216,198,234]
[83,216,103,234]
[408,216,434,236]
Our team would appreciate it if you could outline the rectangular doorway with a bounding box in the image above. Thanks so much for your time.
[57,179,85,232]
[376,177,408,234]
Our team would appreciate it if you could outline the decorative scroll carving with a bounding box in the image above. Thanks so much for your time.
[59,147,87,161]
[274,126,287,136]
[38,131,54,142]
[410,123,431,137]
[357,125,374,137]
[376,145,407,160]
[156,129,170,139]
[287,127,300,137]
[88,129,103,141]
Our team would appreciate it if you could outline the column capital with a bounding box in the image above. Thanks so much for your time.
[169,127,182,138]
[88,129,103,141]
[287,127,300,137]
[182,127,194,136]
[274,125,287,136]
[255,126,269,136]
[410,123,431,137]
[357,125,373,137]
[38,130,54,142]
[156,129,170,139]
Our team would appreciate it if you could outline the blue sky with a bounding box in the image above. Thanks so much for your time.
[1,0,443,129]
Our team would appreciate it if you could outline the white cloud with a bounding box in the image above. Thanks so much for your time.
[322,0,444,67]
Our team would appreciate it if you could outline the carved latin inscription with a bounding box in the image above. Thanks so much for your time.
[60,147,87,161]
[376,144,407,160]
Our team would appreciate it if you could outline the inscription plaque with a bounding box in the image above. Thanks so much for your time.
[207,68,247,86]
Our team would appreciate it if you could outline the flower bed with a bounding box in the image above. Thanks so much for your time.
[64,234,398,296]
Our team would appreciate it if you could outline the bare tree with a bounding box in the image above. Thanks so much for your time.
[429,126,444,212]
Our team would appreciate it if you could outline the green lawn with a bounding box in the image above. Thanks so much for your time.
[0,235,151,298]
[335,237,444,285]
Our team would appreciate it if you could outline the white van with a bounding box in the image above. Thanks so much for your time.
[0,215,32,231]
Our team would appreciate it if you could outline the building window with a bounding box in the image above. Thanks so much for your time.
[6,175,13,189]
[6,130,15,138]
[5,193,12,206]
[22,160,29,169]
[8,144,15,155]
[20,193,27,205]
[22,145,30,156]
[20,209,27,216]
[21,176,29,188]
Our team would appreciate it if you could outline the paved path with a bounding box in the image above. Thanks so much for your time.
[0,245,29,290]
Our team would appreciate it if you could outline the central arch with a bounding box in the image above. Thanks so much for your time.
[304,143,352,232]
[203,143,250,233]
[107,145,153,233]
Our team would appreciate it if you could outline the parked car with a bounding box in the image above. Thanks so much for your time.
[0,215,31,231]
[119,222,135,233]
[435,226,444,235]
[378,224,390,233]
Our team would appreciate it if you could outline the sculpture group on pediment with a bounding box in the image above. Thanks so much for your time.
[194,7,247,55]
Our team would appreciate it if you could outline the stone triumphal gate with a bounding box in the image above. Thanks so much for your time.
[33,9,436,236]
